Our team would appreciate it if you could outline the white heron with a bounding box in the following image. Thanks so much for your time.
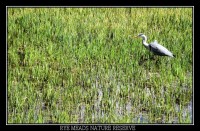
[135,33,175,57]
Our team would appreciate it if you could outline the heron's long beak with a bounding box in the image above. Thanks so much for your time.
[134,36,138,38]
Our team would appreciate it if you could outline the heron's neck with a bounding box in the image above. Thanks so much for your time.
[142,37,149,49]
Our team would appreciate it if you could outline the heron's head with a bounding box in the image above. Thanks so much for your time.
[137,33,145,38]
[135,33,147,40]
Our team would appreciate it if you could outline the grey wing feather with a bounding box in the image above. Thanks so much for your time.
[149,40,173,57]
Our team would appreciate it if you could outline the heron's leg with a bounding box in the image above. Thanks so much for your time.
[155,57,159,66]
[139,54,148,66]
[148,51,155,60]
[155,56,161,68]
[148,51,151,71]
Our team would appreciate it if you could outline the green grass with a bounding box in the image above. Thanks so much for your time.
[7,8,192,123]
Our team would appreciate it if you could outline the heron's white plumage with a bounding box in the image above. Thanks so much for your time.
[137,34,174,57]
[150,40,174,57]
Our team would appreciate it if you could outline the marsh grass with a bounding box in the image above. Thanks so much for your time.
[8,8,192,123]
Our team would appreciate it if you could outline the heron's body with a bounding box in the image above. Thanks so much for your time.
[137,33,174,57]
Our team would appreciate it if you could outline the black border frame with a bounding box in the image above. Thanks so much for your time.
[2,0,198,130]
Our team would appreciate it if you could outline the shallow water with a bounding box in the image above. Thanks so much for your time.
[74,87,192,123]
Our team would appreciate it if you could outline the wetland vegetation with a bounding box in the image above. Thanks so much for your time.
[7,8,192,123]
